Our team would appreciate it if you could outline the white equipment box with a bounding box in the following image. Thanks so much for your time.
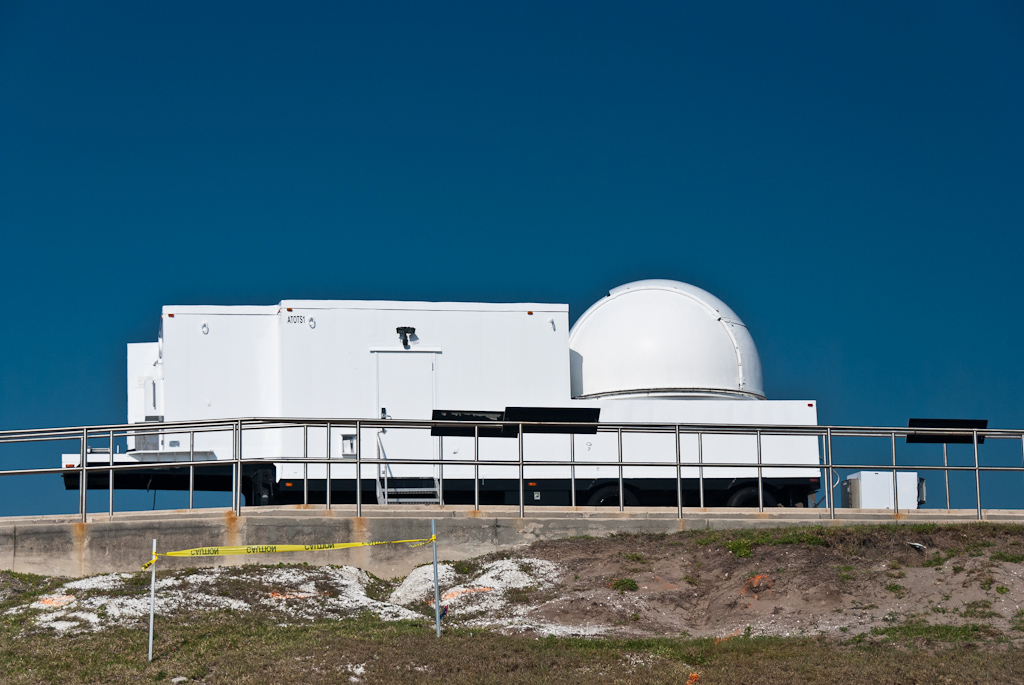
[841,471,925,510]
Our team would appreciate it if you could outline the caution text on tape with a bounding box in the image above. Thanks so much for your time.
[142,535,435,570]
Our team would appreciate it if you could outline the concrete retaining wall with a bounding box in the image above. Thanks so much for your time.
[1,505,1020,579]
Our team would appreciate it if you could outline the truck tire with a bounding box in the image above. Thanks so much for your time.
[586,485,639,507]
[726,486,777,508]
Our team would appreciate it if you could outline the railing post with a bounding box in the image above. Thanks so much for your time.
[235,420,242,516]
[108,429,115,517]
[675,425,682,519]
[569,431,576,508]
[80,428,87,522]
[355,421,361,516]
[943,443,950,510]
[617,427,624,512]
[827,427,835,520]
[756,430,763,512]
[230,423,237,513]
[698,432,704,509]
[326,422,332,510]
[518,423,524,518]
[974,430,982,520]
[188,431,194,511]
[891,432,898,512]
[474,425,480,511]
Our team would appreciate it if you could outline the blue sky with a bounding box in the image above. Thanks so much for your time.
[1,2,1022,514]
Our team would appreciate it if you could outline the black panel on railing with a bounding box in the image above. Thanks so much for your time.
[501,407,601,436]
[906,418,988,444]
[430,410,505,437]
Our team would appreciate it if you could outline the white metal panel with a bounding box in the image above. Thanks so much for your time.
[127,342,161,424]
[161,309,281,459]
[847,471,920,509]
[277,304,570,420]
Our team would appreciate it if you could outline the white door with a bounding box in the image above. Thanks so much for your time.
[375,352,435,478]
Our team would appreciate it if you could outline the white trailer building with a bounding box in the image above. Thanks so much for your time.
[65,280,823,507]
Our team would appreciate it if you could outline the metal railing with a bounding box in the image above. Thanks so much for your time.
[1,418,1022,522]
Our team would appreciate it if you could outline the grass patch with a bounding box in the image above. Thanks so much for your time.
[725,539,754,558]
[621,552,649,564]
[922,551,955,567]
[611,578,638,592]
[363,572,395,603]
[885,583,906,599]
[451,559,481,576]
[697,527,829,559]
[962,601,1000,619]
[871,619,999,642]
[1013,609,1024,632]
[990,551,1024,563]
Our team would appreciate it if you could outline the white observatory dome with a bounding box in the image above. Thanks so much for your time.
[568,280,765,400]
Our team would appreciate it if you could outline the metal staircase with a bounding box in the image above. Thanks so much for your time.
[374,432,441,505]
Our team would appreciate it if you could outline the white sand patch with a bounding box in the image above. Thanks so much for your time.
[63,573,130,592]
[431,559,560,615]
[11,558,571,636]
[389,564,456,605]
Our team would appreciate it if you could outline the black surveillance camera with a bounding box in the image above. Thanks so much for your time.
[396,326,415,347]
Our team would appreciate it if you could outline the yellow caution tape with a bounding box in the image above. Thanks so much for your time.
[142,535,435,570]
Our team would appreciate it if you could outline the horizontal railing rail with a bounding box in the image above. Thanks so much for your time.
[0,418,1020,522]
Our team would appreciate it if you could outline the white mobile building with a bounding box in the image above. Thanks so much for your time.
[65,280,822,507]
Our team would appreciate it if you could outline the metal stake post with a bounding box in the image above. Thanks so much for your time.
[431,519,441,637]
[303,425,308,506]
[973,431,982,520]
[148,539,156,662]
[617,428,624,512]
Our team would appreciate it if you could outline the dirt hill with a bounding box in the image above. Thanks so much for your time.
[2,523,1023,684]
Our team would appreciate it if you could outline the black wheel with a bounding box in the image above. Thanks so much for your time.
[586,485,639,507]
[726,486,777,508]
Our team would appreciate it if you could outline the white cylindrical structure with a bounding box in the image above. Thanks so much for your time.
[568,279,764,400]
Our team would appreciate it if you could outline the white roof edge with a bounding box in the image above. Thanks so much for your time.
[279,300,568,312]
[161,301,568,315]
[162,305,281,315]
